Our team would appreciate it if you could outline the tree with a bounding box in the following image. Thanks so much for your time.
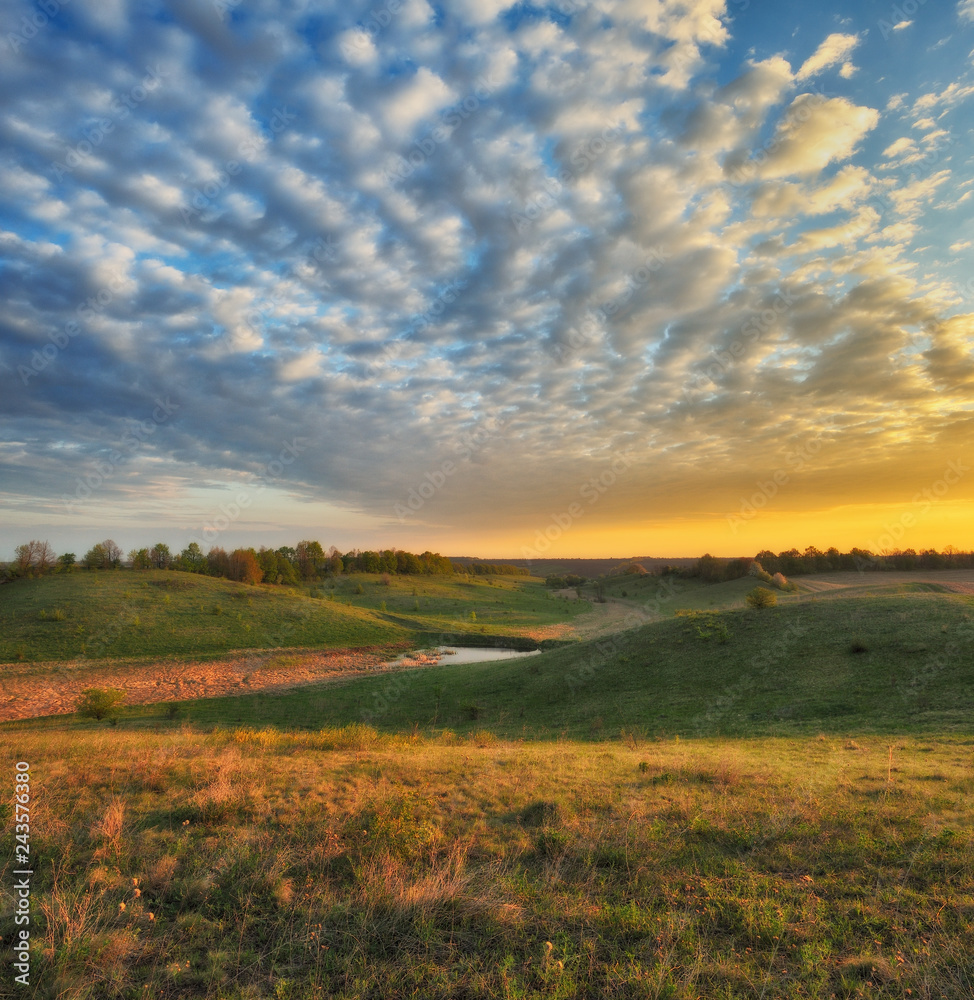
[84,543,108,570]
[75,687,125,722]
[129,548,152,570]
[229,548,263,585]
[102,539,122,569]
[207,546,230,578]
[179,542,206,572]
[746,586,777,609]
[150,543,171,569]
[296,540,325,580]
[15,541,38,574]
[57,552,76,571]
[14,540,54,575]
[35,541,55,572]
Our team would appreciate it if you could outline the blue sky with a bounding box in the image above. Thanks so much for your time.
[1,0,973,559]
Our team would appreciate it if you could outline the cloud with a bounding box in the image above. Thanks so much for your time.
[959,0,974,24]
[796,33,861,82]
[0,0,973,556]
[755,96,880,179]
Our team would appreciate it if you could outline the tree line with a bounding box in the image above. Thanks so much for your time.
[690,546,974,583]
[5,539,457,585]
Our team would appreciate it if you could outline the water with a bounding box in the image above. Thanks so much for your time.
[433,645,541,664]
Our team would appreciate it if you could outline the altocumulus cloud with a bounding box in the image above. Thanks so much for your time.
[1,0,973,551]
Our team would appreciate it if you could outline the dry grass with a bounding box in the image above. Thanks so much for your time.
[1,728,972,998]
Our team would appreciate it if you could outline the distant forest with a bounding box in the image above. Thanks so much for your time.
[5,539,972,588]
[4,539,526,586]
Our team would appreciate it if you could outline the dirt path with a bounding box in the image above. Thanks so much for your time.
[562,598,658,641]
[0,645,415,722]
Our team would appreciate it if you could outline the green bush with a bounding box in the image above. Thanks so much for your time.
[75,687,126,721]
[746,587,777,609]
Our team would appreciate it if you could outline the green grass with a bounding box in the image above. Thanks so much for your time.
[0,571,585,664]
[4,581,974,998]
[1,727,971,998]
[0,570,412,662]
[319,572,590,634]
[103,591,974,738]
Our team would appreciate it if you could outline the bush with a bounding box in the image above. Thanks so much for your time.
[746,587,777,609]
[76,687,126,721]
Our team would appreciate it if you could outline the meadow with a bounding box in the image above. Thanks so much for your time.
[1,571,972,997]
[0,570,589,666]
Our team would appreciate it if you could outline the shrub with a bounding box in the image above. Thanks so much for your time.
[76,687,125,721]
[746,587,777,609]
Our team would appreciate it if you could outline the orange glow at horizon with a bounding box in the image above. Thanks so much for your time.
[423,500,974,559]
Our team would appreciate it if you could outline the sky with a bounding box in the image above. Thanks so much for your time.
[1,0,973,561]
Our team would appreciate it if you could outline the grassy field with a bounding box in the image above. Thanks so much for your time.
[0,570,585,665]
[1,727,971,998]
[2,575,973,997]
[307,572,590,637]
[89,590,974,738]
[0,571,414,663]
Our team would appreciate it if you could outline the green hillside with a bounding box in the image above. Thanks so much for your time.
[110,591,974,737]
[0,570,412,662]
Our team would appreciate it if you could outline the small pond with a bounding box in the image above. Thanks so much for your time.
[434,645,542,664]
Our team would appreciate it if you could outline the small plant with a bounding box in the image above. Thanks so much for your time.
[470,611,477,622]
[848,639,869,654]
[461,702,481,721]
[212,605,223,615]
[52,607,65,620]
[746,587,777,609]
[38,608,47,620]
[355,584,364,595]
[380,601,387,612]
[76,687,125,722]
[165,702,181,720]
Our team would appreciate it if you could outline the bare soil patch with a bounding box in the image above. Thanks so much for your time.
[0,644,414,722]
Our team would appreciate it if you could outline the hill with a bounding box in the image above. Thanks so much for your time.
[3,585,973,998]
[0,570,412,663]
[94,589,974,738]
